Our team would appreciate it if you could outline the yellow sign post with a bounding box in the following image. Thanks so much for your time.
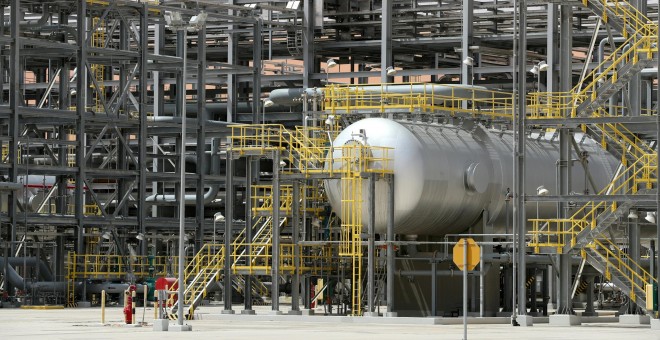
[453,238,481,271]
[453,238,481,340]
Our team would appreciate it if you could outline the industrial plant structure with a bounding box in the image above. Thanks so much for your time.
[0,0,659,329]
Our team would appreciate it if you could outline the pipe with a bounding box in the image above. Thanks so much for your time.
[598,37,626,74]
[39,25,78,41]
[268,84,491,107]
[0,257,146,294]
[0,182,22,191]
[147,116,233,128]
[6,257,53,281]
[13,6,49,29]
[162,103,288,118]
[145,138,220,204]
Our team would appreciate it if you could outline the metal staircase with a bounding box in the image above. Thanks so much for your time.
[584,237,654,311]
[169,200,286,318]
[168,244,225,319]
[528,0,659,312]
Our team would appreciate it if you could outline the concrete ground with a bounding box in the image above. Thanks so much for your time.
[0,305,658,340]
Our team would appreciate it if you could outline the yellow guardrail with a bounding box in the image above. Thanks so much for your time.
[585,0,655,37]
[323,83,514,120]
[66,253,192,279]
[230,124,393,177]
[530,153,657,251]
[251,184,324,216]
[588,237,658,298]
[228,243,334,275]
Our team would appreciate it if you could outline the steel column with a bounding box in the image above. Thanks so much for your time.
[195,25,207,253]
[224,156,234,312]
[461,0,474,85]
[272,153,281,312]
[252,19,262,124]
[244,158,253,312]
[380,0,392,82]
[557,3,573,315]
[303,0,315,89]
[628,220,640,313]
[176,26,188,326]
[74,0,87,255]
[138,4,148,255]
[514,0,528,318]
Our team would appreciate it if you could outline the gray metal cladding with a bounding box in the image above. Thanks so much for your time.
[324,118,619,236]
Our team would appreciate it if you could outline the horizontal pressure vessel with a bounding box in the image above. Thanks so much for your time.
[324,118,619,236]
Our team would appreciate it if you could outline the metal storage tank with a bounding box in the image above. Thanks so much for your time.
[324,118,619,236]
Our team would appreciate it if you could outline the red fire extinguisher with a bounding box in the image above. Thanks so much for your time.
[123,285,137,324]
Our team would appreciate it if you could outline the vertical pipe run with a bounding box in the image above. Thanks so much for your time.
[138,3,148,256]
[252,19,262,124]
[386,175,395,316]
[367,174,376,314]
[380,0,393,82]
[176,27,187,326]
[224,156,234,312]
[292,180,301,312]
[272,153,281,312]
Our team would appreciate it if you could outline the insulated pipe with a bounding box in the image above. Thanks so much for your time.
[11,5,49,29]
[39,25,78,41]
[268,85,492,107]
[6,257,53,281]
[0,258,146,293]
[598,37,626,74]
[162,103,288,118]
[145,138,220,204]
[147,116,233,128]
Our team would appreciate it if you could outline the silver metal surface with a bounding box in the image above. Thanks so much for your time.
[325,118,619,235]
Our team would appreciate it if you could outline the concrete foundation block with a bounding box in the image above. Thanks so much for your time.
[549,314,581,326]
[241,309,256,315]
[517,315,534,327]
[363,312,380,317]
[76,301,92,308]
[301,309,315,316]
[153,319,168,332]
[221,309,235,315]
[169,324,192,332]
[650,318,660,330]
[288,310,303,315]
[385,312,398,318]
[619,314,650,325]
